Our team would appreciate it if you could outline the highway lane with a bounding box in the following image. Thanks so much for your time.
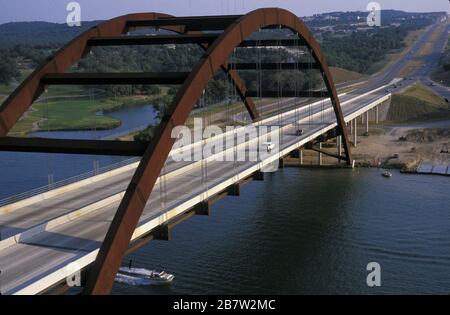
[419,22,450,100]
[358,18,446,93]
[415,22,449,79]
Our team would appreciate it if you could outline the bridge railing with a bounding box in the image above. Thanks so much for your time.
[0,157,140,208]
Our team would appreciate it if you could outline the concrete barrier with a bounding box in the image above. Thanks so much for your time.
[0,192,125,251]
[0,162,138,214]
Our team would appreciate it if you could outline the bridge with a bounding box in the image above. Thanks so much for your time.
[0,8,446,295]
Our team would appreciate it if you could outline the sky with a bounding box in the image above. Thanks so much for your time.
[0,0,449,24]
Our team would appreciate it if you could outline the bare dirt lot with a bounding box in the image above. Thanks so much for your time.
[284,120,450,171]
[352,122,450,170]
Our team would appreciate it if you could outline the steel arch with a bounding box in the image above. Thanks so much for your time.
[84,8,352,294]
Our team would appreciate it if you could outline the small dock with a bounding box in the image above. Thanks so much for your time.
[415,163,450,176]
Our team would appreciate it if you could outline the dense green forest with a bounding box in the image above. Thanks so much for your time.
[322,18,432,73]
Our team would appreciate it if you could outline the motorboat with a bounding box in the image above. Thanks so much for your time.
[117,267,174,284]
[381,170,392,178]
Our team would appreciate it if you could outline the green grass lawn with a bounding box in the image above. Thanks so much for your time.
[38,99,121,131]
[10,98,121,136]
[387,83,450,122]
[2,67,172,135]
[10,93,168,136]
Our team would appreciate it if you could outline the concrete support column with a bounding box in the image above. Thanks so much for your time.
[318,142,323,166]
[365,111,369,134]
[227,183,240,196]
[193,202,210,216]
[153,224,171,241]
[337,135,342,163]
[375,106,379,124]
[350,119,353,135]
[253,171,264,181]
[299,149,303,165]
[353,119,357,147]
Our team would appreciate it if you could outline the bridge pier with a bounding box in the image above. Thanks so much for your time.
[365,111,369,134]
[353,119,357,147]
[193,201,210,216]
[318,143,323,166]
[153,224,171,241]
[289,149,300,158]
[299,148,303,165]
[337,136,342,163]
[375,106,379,124]
[227,183,240,196]
[252,171,264,181]
[279,158,285,169]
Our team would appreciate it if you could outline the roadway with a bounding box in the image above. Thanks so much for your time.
[418,22,450,100]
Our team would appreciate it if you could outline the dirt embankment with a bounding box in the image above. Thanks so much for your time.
[352,125,450,170]
[386,83,450,121]
[285,124,450,171]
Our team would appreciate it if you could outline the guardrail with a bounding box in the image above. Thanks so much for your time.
[0,157,140,208]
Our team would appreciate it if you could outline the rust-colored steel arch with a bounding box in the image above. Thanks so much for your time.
[84,8,352,294]
[0,13,258,136]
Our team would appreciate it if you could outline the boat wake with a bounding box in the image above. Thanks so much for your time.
[115,267,174,286]
[115,267,150,286]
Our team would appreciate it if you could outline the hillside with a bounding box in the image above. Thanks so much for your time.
[330,67,366,84]
[387,84,450,121]
[0,21,99,47]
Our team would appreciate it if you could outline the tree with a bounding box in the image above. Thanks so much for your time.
[134,124,156,142]
[0,56,20,85]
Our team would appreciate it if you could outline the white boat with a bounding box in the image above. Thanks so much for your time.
[381,170,392,178]
[261,142,275,152]
[116,267,174,285]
